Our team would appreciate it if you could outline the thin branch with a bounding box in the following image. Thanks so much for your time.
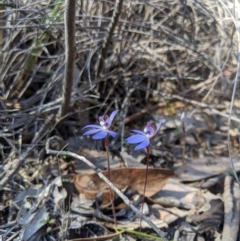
[45,136,168,241]
[59,0,76,118]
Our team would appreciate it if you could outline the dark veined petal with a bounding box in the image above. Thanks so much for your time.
[135,139,150,150]
[82,124,101,130]
[131,129,146,135]
[126,134,148,144]
[108,130,117,138]
[109,109,119,121]
[82,129,101,136]
[92,130,108,139]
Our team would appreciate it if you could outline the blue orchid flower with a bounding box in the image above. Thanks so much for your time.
[126,120,162,150]
[82,110,119,139]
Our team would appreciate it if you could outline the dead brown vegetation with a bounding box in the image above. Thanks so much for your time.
[0,0,239,240]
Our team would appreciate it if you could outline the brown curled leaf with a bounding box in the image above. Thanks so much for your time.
[73,167,175,201]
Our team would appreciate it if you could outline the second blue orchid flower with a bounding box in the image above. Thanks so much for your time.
[126,120,162,150]
[125,119,162,229]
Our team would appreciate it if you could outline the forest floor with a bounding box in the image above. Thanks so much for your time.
[0,0,240,240]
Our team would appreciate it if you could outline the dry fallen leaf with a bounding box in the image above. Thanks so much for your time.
[73,167,175,202]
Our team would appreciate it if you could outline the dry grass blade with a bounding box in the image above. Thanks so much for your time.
[66,230,124,241]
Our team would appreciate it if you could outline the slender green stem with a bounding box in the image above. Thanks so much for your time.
[104,138,116,225]
[115,227,167,241]
[140,146,150,229]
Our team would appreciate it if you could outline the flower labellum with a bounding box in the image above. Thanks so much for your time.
[82,110,119,139]
[126,120,162,150]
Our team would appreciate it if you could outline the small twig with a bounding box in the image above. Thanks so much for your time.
[45,136,168,241]
[59,0,76,118]
[5,229,21,241]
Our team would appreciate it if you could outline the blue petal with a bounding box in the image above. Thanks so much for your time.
[126,134,147,144]
[131,129,146,135]
[83,129,101,136]
[82,124,101,130]
[93,130,108,139]
[109,110,119,121]
[108,130,117,138]
[135,139,150,150]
